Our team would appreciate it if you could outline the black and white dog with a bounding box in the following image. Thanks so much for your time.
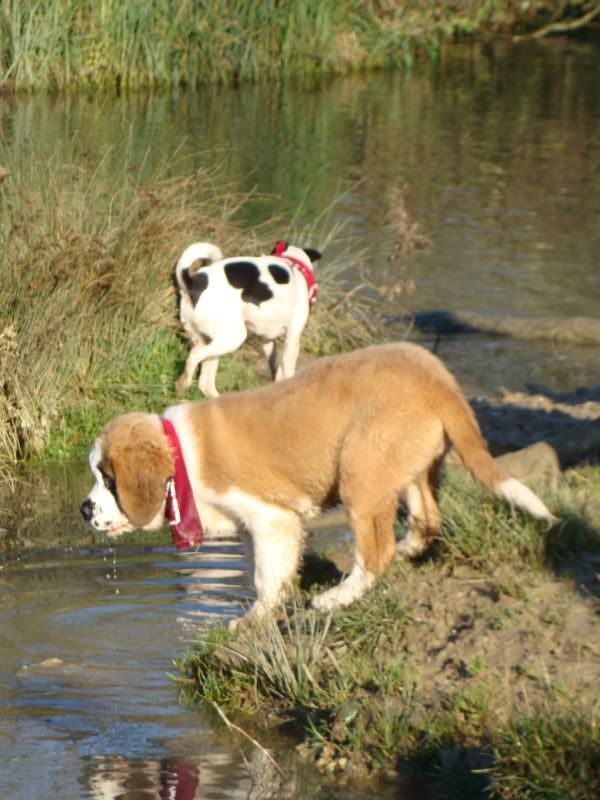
[173,240,322,397]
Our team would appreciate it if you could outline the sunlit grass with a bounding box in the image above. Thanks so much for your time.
[492,713,600,800]
[438,467,600,573]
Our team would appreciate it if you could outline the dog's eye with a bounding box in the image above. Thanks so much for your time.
[102,473,117,495]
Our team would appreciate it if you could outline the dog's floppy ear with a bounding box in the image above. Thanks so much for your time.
[302,247,322,263]
[103,416,173,528]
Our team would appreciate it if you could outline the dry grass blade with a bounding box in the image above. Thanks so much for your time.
[211,701,285,777]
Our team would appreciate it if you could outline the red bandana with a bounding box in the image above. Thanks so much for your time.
[272,240,319,309]
[160,418,204,550]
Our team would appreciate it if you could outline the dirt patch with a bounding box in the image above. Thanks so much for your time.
[371,560,599,716]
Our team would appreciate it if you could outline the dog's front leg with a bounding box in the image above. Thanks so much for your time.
[229,510,304,630]
[198,357,220,398]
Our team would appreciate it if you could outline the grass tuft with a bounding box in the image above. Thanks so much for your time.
[491,713,600,800]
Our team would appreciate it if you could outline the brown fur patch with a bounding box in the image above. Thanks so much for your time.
[101,413,173,528]
[98,343,545,607]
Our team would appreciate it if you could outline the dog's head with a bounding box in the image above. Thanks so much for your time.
[271,241,322,269]
[80,413,174,537]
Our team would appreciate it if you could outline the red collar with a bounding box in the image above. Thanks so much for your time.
[160,418,204,550]
[272,240,318,309]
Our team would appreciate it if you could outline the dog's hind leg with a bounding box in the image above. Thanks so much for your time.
[175,323,247,397]
[276,299,309,381]
[313,416,441,613]
[397,458,444,559]
[276,330,301,381]
[312,428,399,611]
[312,498,398,612]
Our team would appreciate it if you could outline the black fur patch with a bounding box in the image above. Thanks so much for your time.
[181,269,209,306]
[268,264,291,284]
[224,261,273,305]
[98,462,124,513]
[302,247,322,263]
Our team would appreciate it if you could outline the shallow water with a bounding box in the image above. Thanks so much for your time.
[0,542,247,799]
[0,467,410,800]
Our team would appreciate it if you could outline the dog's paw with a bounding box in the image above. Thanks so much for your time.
[311,589,341,613]
[199,383,220,399]
[396,536,427,560]
[228,600,268,632]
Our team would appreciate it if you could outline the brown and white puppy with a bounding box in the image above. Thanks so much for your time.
[80,343,556,626]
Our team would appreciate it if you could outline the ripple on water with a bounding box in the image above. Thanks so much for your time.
[0,540,257,798]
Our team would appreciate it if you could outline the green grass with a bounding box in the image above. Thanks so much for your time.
[0,143,247,467]
[0,1,584,93]
[492,714,600,800]
[41,331,263,462]
[439,467,600,573]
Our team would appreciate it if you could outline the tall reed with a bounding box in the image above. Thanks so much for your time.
[0,1,585,93]
[0,0,367,92]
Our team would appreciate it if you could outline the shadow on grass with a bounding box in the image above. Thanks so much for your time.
[298,550,343,593]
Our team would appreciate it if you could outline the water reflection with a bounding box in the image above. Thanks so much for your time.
[85,755,201,800]
[0,526,251,800]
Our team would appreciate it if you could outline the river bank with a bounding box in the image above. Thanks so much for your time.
[1,1,598,93]
[2,39,600,480]
[180,464,600,798]
[1,28,599,798]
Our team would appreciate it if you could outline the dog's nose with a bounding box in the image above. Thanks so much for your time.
[80,498,94,523]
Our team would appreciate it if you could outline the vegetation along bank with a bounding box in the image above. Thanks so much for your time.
[180,466,600,798]
[1,1,599,93]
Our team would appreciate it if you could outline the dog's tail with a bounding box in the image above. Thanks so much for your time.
[174,242,224,292]
[439,387,557,523]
